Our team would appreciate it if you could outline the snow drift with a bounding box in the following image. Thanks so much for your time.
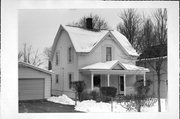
[47,94,167,112]
[47,94,75,105]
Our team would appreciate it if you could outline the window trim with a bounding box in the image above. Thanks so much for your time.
[106,47,112,61]
[55,52,59,66]
[55,74,59,84]
[68,46,73,63]
[68,73,73,89]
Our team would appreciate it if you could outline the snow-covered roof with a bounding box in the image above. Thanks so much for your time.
[63,25,108,52]
[19,61,53,75]
[81,60,149,72]
[121,62,149,71]
[110,31,139,56]
[51,25,139,60]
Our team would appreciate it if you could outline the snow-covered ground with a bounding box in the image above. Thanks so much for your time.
[47,94,167,112]
[47,94,75,105]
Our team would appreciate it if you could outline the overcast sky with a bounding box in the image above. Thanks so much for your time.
[19,8,156,55]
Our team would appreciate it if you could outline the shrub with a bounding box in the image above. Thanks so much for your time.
[72,81,85,101]
[100,87,117,102]
[81,90,92,100]
[117,79,156,112]
[134,79,152,96]
[81,87,101,102]
[118,95,157,112]
[100,87,117,98]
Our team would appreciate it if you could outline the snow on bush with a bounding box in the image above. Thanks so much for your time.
[141,99,166,112]
[75,99,166,112]
[47,94,75,105]
[75,100,132,112]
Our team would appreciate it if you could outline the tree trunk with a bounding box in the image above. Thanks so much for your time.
[75,92,77,106]
[111,97,113,112]
[137,100,141,112]
[78,93,81,101]
[157,72,161,112]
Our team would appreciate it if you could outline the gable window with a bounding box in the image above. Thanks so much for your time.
[106,47,112,61]
[68,47,73,63]
[68,73,73,89]
[56,74,59,83]
[55,52,59,65]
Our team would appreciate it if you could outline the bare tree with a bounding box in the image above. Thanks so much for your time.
[43,47,52,70]
[70,13,109,30]
[137,8,167,112]
[137,18,155,52]
[117,9,142,49]
[18,43,44,66]
[43,47,52,61]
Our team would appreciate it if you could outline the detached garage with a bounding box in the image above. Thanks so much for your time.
[18,62,52,100]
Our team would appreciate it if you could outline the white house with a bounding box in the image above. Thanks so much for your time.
[51,19,149,98]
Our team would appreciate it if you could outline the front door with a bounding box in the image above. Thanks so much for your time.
[94,75,101,87]
[118,76,124,94]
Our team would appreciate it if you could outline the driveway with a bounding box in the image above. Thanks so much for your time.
[19,100,82,113]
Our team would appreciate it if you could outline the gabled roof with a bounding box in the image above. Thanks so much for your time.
[81,60,149,72]
[51,25,139,60]
[62,25,108,53]
[81,60,124,70]
[19,61,53,75]
[110,30,139,56]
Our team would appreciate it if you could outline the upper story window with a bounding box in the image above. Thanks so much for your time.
[68,47,73,63]
[106,47,112,61]
[55,74,59,83]
[55,52,59,65]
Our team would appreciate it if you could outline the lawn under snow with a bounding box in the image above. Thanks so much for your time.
[47,94,167,112]
[47,94,75,105]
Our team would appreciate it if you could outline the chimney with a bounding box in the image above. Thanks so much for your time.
[86,18,93,30]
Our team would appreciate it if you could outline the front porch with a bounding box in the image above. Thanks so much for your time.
[80,60,149,96]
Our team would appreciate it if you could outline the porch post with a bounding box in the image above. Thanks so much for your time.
[143,73,146,86]
[91,73,94,90]
[124,74,126,96]
[107,74,110,86]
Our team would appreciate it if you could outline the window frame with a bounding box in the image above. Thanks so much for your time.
[68,73,73,89]
[68,46,73,63]
[106,47,112,61]
[55,74,59,84]
[55,52,59,66]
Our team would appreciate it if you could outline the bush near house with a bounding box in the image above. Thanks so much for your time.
[100,87,117,102]
[72,81,86,101]
[134,79,152,96]
[80,86,117,102]
[118,94,157,112]
[81,87,101,102]
[117,79,157,112]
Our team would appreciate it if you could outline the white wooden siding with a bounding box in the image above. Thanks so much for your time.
[78,35,136,69]
[51,30,78,98]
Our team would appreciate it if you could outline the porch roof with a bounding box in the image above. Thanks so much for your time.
[80,60,149,74]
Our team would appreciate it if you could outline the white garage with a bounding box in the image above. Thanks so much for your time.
[18,62,52,100]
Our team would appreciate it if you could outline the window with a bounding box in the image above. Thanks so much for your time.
[68,73,73,89]
[55,52,59,65]
[106,47,112,61]
[56,74,59,83]
[68,47,73,63]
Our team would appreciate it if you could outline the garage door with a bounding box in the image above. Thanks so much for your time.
[19,78,44,100]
